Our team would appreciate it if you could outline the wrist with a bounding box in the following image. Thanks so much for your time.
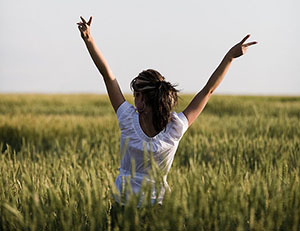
[224,53,234,63]
[83,35,93,43]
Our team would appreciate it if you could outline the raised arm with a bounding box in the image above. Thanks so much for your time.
[183,35,257,126]
[77,16,125,112]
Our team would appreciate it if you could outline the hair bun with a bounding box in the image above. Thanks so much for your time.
[130,69,179,132]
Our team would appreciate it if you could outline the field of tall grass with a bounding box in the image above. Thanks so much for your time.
[1,94,299,231]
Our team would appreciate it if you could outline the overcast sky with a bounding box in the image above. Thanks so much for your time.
[0,0,299,95]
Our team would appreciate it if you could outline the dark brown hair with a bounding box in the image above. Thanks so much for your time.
[130,69,179,133]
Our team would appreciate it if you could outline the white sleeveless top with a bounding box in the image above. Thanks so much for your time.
[114,101,188,204]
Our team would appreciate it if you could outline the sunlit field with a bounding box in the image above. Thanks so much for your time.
[1,94,299,231]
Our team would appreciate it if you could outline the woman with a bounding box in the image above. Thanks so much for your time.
[77,16,257,204]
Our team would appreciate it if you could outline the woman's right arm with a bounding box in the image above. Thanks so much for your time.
[77,16,125,112]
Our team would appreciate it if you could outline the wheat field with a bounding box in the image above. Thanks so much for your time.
[0,94,299,231]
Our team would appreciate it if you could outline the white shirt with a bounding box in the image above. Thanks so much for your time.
[114,101,188,204]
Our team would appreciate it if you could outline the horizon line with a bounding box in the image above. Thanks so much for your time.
[0,92,300,97]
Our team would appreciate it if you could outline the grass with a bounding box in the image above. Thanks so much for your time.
[0,94,299,230]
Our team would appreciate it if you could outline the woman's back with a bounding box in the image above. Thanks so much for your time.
[114,101,188,204]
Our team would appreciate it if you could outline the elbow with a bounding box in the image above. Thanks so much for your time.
[202,86,214,97]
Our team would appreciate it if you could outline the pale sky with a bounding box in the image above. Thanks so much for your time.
[0,0,299,95]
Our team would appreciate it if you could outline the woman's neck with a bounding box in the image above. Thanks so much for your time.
[139,111,158,138]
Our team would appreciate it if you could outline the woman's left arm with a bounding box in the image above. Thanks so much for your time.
[183,35,257,127]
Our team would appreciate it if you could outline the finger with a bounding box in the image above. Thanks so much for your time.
[80,16,87,24]
[78,24,86,31]
[77,24,86,30]
[87,16,93,26]
[240,34,250,44]
[77,22,87,28]
[244,41,257,47]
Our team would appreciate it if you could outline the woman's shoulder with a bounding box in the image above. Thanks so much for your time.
[170,111,189,128]
[116,101,136,119]
[163,111,189,140]
[116,101,136,130]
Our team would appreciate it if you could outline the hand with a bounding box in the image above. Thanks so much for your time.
[227,34,257,59]
[77,16,92,40]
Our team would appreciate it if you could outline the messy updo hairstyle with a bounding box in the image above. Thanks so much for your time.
[130,69,179,133]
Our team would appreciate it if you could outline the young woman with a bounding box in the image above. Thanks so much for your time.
[77,16,257,204]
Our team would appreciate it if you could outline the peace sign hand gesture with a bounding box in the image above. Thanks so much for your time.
[77,16,93,41]
[227,34,257,59]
